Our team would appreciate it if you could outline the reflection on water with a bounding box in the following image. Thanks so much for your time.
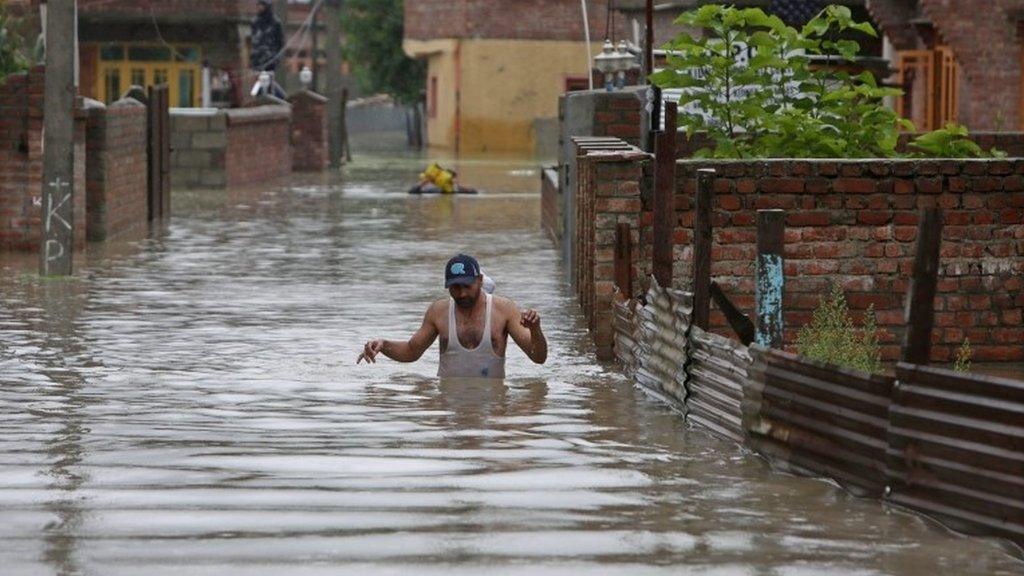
[1,155,1021,575]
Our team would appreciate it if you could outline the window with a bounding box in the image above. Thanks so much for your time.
[428,76,438,118]
[565,76,590,93]
[94,43,202,107]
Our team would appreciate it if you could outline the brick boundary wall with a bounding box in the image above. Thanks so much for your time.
[225,106,293,188]
[574,144,649,359]
[170,105,292,189]
[0,66,87,252]
[84,98,148,242]
[287,90,328,172]
[664,159,1024,363]
[572,144,1024,363]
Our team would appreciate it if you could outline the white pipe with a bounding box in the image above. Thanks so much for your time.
[581,0,593,90]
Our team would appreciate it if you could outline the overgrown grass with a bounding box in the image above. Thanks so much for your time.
[796,284,883,375]
[953,338,972,373]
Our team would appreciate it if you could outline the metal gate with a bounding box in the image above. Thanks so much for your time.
[147,84,171,220]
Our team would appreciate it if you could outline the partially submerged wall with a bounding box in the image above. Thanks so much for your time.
[170,105,292,189]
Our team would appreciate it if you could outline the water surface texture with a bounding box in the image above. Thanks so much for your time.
[2,157,1021,575]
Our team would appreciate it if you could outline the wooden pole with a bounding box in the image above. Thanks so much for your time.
[755,209,785,348]
[311,3,319,92]
[652,100,677,288]
[902,208,944,365]
[341,87,351,162]
[645,0,654,81]
[614,222,633,299]
[692,168,715,330]
[326,0,342,168]
[275,0,290,93]
[40,0,76,276]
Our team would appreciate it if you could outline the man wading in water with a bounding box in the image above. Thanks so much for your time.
[357,254,548,378]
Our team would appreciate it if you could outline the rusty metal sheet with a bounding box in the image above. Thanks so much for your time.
[631,279,691,410]
[888,363,1024,549]
[686,326,751,444]
[743,345,895,497]
[613,298,640,379]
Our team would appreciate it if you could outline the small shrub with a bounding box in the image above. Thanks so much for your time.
[908,123,1005,159]
[0,7,29,83]
[953,338,972,373]
[796,284,883,375]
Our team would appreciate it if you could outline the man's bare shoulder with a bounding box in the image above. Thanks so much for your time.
[492,295,520,315]
[427,298,448,318]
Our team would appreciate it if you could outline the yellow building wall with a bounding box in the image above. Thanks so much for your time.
[406,38,599,155]
[404,39,459,150]
[459,39,595,155]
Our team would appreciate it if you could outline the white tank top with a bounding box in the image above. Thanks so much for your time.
[438,294,506,379]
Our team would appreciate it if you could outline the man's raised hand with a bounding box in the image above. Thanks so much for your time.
[358,339,385,364]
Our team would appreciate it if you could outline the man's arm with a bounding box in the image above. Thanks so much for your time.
[503,299,548,364]
[358,303,440,364]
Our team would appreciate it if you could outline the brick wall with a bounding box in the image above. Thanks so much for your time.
[574,143,649,360]
[170,105,292,189]
[591,92,644,147]
[864,0,921,50]
[287,90,328,172]
[572,141,1024,363]
[0,67,87,252]
[918,0,1024,131]
[668,159,1024,363]
[405,0,633,42]
[84,98,148,242]
[225,106,292,188]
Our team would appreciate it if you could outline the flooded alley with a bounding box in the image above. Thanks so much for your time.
[1,157,1021,575]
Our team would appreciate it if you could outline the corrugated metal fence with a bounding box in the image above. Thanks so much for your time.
[611,284,1024,551]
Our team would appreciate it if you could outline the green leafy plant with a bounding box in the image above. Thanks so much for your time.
[953,338,972,373]
[796,284,883,375]
[909,123,1005,158]
[652,5,992,160]
[342,0,426,104]
[0,7,29,83]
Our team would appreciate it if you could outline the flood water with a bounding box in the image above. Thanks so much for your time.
[1,155,1021,575]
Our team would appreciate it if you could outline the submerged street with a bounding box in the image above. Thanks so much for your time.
[1,157,1021,574]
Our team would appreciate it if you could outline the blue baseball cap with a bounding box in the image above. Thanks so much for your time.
[445,254,481,288]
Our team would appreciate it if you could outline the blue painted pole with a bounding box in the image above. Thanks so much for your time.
[755,209,785,348]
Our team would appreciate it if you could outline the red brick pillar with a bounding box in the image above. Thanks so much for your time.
[288,90,329,172]
[0,66,86,252]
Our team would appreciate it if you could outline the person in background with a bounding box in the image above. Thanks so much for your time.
[250,0,286,98]
[414,162,459,194]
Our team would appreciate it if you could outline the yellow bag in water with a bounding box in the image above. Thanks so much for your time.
[420,162,455,194]
[420,162,443,183]
[435,169,455,194]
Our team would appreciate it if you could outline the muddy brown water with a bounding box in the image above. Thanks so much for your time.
[1,156,1021,575]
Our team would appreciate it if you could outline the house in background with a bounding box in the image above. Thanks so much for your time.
[403,0,633,156]
[5,0,351,109]
[866,0,1024,132]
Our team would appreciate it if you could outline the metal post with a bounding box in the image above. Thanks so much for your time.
[652,101,677,289]
[275,0,290,93]
[755,209,785,348]
[902,208,944,365]
[614,222,633,298]
[692,168,715,330]
[40,0,76,276]
[326,0,342,168]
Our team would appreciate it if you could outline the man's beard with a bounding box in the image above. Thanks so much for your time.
[455,294,477,309]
